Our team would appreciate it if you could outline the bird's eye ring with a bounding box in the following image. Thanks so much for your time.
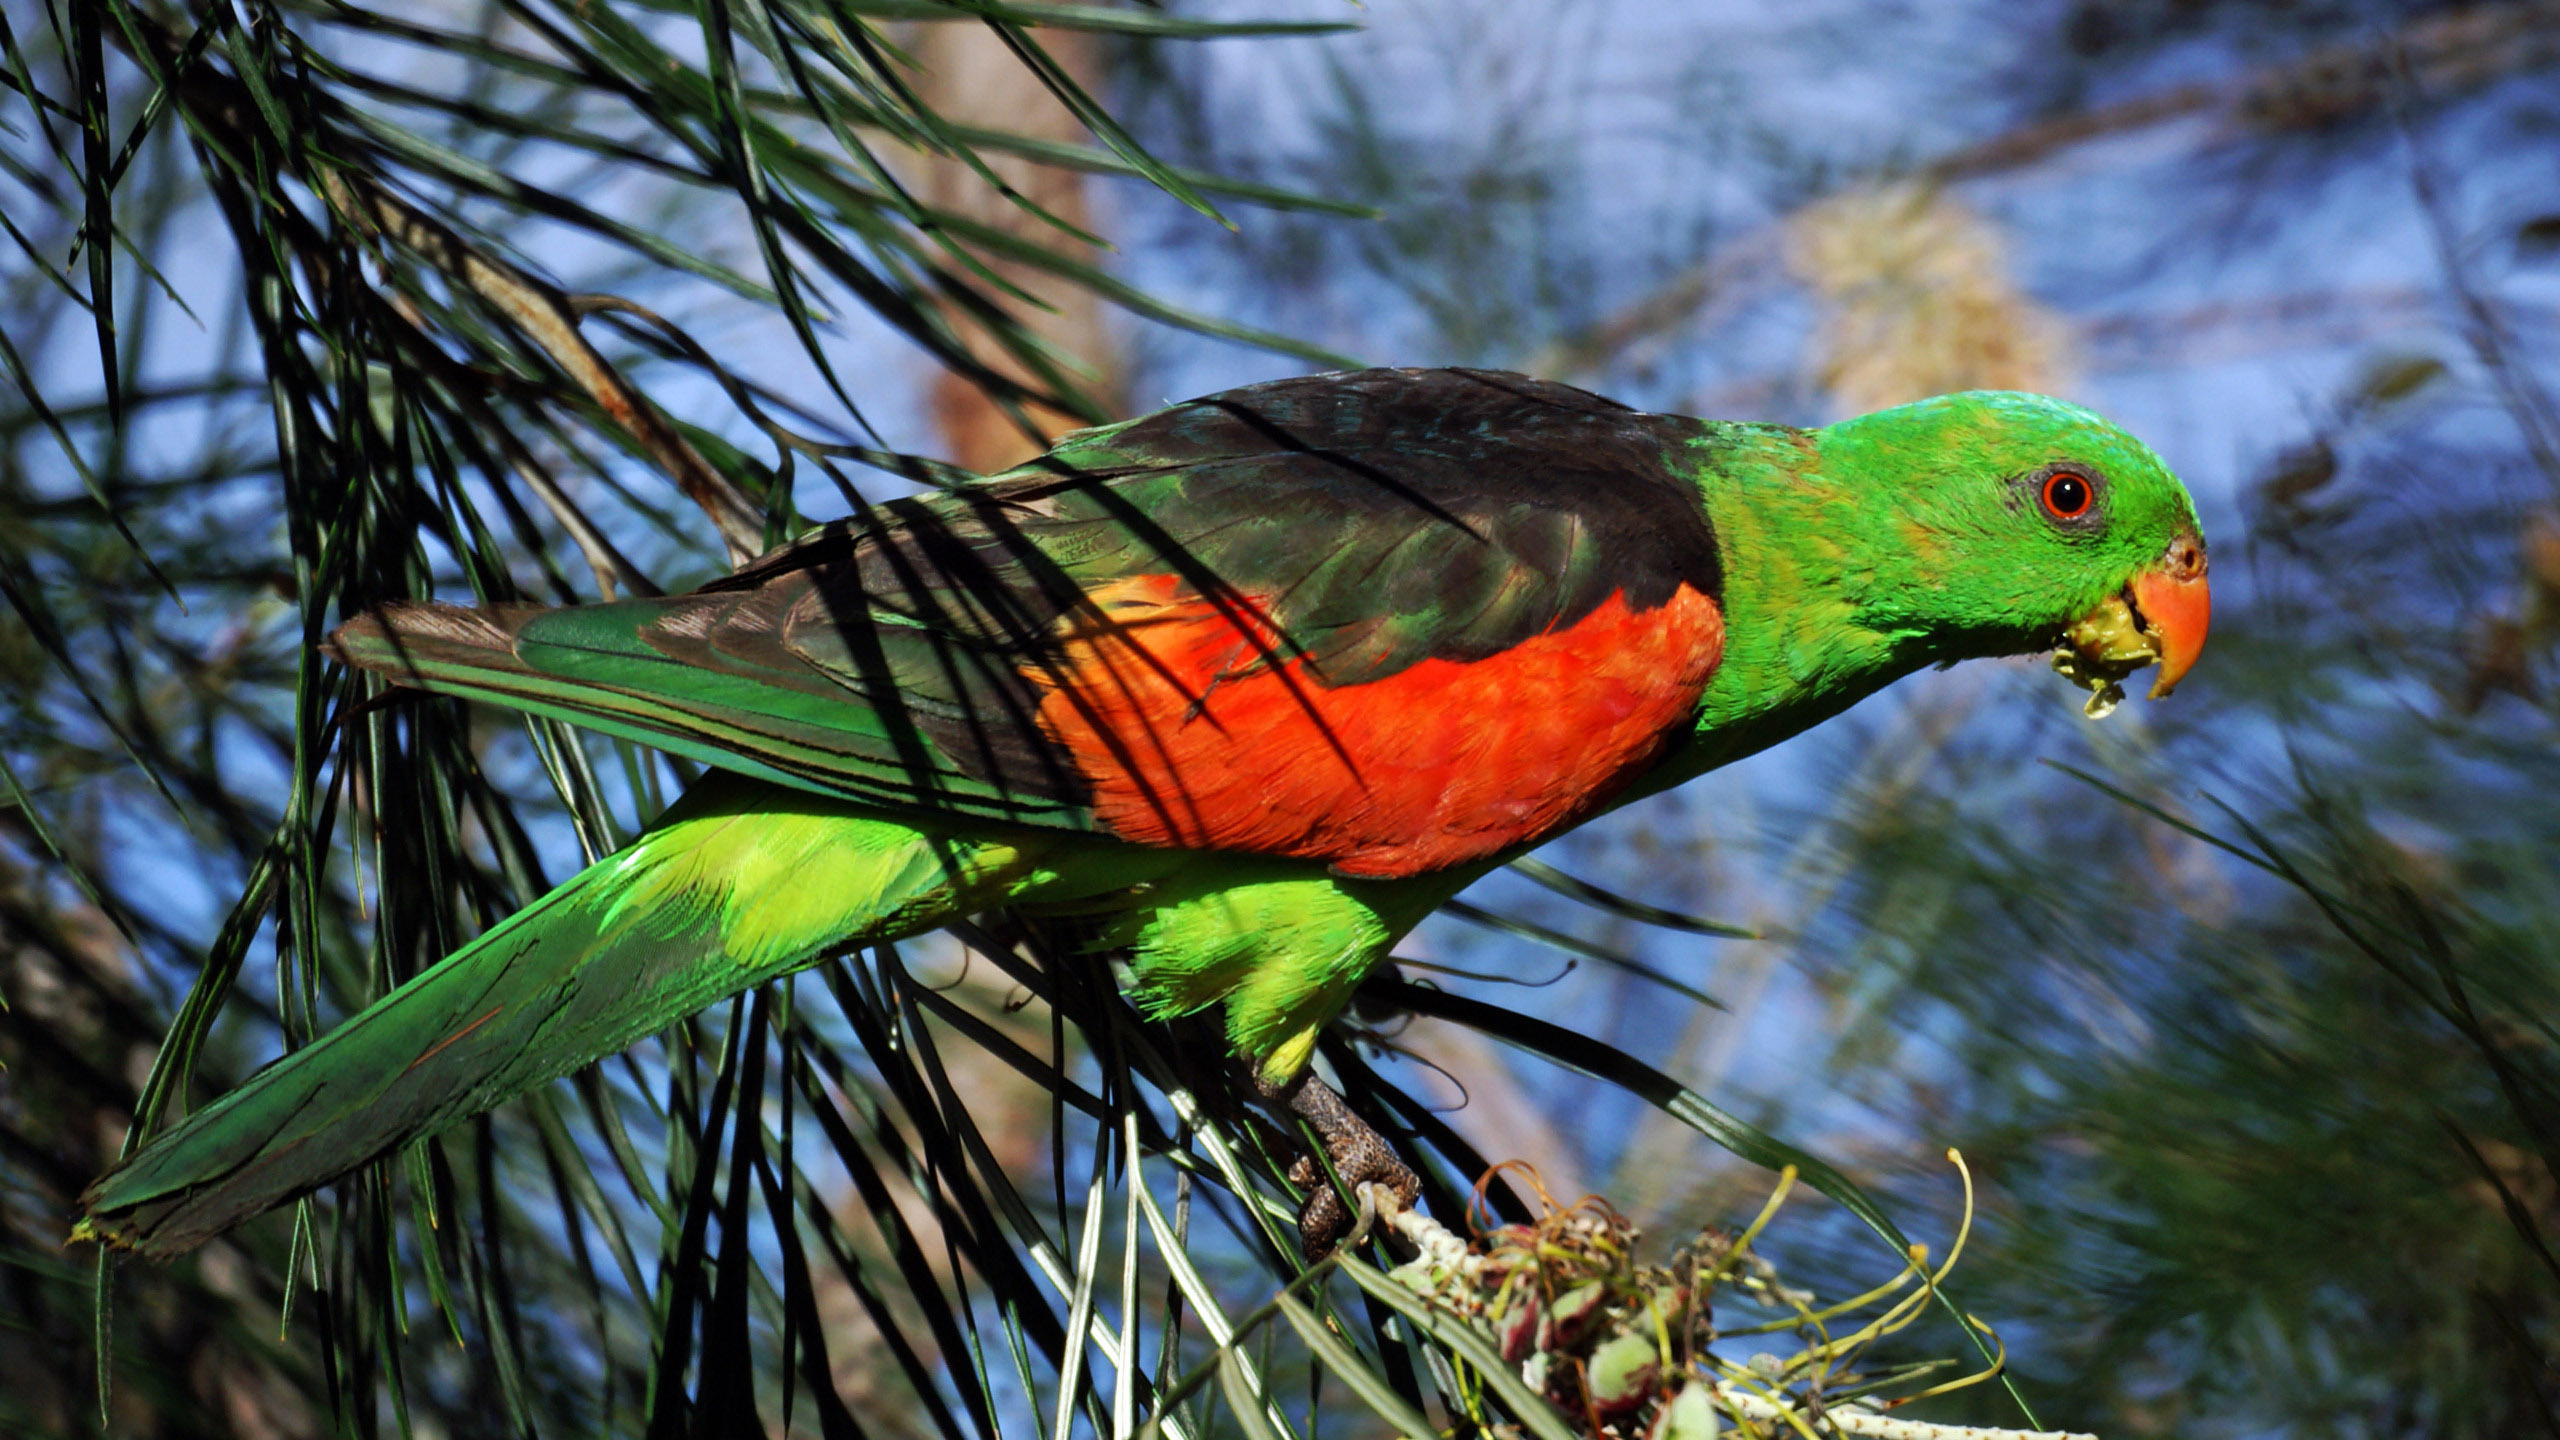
[2041,471,2094,521]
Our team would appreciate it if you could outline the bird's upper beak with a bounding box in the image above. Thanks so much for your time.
[2052,532,2211,714]
[2129,533,2210,698]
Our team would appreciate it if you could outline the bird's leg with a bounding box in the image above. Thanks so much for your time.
[1248,1065,1423,1259]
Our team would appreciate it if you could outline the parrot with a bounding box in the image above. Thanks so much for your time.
[77,366,2209,1258]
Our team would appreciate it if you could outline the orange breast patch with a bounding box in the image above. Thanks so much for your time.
[1034,574,1724,877]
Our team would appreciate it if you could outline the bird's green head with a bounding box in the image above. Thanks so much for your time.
[1812,389,2210,710]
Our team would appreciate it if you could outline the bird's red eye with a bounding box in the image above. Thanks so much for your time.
[2041,471,2093,520]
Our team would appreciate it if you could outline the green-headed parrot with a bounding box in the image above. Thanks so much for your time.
[77,367,2209,1258]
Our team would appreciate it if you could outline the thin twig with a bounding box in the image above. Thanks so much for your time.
[317,170,768,565]
[2388,63,2560,498]
[115,6,770,569]
[1714,1390,2097,1440]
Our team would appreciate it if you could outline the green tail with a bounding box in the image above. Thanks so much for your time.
[78,777,1042,1258]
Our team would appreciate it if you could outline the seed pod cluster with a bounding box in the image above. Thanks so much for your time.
[1389,1182,1734,1437]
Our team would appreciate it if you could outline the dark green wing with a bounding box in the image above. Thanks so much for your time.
[331,367,1724,833]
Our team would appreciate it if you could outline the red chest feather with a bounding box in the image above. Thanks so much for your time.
[1034,575,1724,877]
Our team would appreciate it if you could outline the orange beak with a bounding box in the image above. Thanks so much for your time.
[2131,533,2210,699]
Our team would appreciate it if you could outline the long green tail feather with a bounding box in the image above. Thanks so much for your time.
[78,777,1040,1258]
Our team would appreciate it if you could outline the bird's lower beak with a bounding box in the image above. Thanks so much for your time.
[2052,533,2211,715]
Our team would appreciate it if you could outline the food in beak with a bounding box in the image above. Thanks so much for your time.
[2053,535,2211,717]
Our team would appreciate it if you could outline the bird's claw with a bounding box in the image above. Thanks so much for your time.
[1249,1063,1424,1260]
[1290,1152,1422,1260]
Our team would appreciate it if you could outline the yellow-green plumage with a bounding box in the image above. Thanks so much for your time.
[78,780,1018,1254]
[76,775,1449,1255]
[1100,867,1439,1080]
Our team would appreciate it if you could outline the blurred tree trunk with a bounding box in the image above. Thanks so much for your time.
[908,24,1120,474]
[800,27,1125,1426]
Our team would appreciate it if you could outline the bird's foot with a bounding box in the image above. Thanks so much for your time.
[1250,1066,1423,1260]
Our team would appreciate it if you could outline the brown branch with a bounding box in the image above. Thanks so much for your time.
[121,8,768,570]
[2077,286,2440,371]
[316,171,769,566]
[368,283,660,599]
[1547,0,2560,384]
[1525,231,1782,384]
[1931,0,2560,181]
